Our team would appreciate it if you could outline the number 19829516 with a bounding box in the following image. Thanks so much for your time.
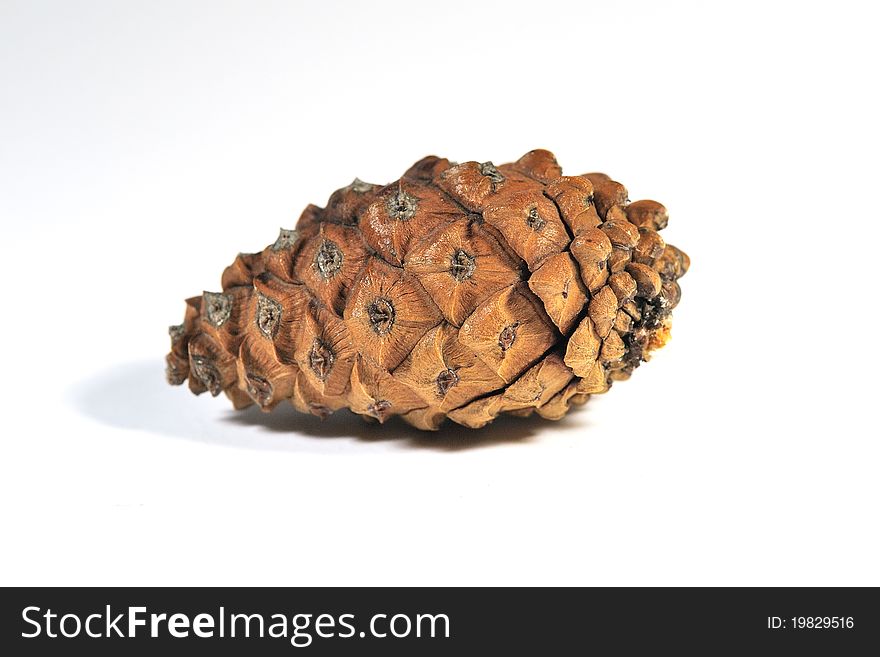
[768,617,854,629]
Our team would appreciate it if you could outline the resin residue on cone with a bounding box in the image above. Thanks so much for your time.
[167,149,688,430]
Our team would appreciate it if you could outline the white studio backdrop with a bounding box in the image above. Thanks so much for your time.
[1,0,878,586]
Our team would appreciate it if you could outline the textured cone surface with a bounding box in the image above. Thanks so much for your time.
[167,149,689,430]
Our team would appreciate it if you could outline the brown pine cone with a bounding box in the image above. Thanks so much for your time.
[166,149,689,430]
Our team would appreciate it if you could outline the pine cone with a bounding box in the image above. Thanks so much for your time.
[166,149,689,430]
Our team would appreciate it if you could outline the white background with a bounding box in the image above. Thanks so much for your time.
[1,0,878,586]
